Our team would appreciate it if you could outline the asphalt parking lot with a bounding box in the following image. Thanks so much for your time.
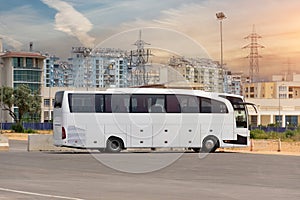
[0,140,299,200]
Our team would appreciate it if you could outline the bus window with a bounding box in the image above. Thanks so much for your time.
[131,95,165,113]
[220,95,248,128]
[148,95,165,113]
[131,95,148,113]
[177,95,200,113]
[95,94,104,113]
[201,98,211,113]
[166,95,180,113]
[68,94,96,113]
[201,98,228,113]
[234,104,247,128]
[54,91,64,108]
[105,94,130,113]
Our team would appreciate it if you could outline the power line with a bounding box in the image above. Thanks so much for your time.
[242,25,264,83]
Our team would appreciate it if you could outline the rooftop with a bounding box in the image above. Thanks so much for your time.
[0,51,45,59]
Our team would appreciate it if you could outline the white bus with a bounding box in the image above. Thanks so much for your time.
[53,88,251,153]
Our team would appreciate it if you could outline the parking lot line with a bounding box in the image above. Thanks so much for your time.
[0,187,84,200]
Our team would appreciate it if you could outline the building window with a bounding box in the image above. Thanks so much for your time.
[285,116,298,126]
[275,115,282,124]
[44,99,50,107]
[13,57,23,68]
[279,86,286,91]
[250,116,258,126]
[14,70,41,83]
[279,94,287,98]
[26,58,33,68]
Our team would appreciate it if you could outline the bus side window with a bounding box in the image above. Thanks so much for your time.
[201,98,228,113]
[69,94,96,113]
[201,98,212,113]
[95,94,104,113]
[131,95,148,113]
[148,95,165,113]
[104,95,112,113]
[111,94,130,113]
[211,100,228,113]
[166,95,180,113]
[178,95,200,113]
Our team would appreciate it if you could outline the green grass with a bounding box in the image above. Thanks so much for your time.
[250,128,300,141]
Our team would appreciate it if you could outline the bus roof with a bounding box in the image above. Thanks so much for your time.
[58,88,244,99]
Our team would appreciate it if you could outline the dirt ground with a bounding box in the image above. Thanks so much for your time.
[223,139,300,156]
[1,130,52,141]
[1,131,300,155]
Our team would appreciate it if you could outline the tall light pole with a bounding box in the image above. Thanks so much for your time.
[216,12,227,92]
[278,84,285,127]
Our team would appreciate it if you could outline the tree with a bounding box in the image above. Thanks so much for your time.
[0,85,41,123]
[28,90,42,121]
[0,86,16,121]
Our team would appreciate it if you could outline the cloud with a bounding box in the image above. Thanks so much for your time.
[0,34,23,51]
[41,0,95,47]
[0,19,23,50]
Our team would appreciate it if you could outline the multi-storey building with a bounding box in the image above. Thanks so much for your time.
[244,73,300,127]
[44,54,60,87]
[169,57,225,92]
[1,51,45,92]
[226,72,250,95]
[0,47,45,122]
[70,47,129,88]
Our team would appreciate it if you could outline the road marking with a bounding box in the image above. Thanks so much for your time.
[0,187,85,200]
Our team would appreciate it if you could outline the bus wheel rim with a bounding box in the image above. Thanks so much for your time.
[205,140,214,149]
[111,140,120,150]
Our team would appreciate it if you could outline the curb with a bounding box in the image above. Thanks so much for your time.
[0,135,9,151]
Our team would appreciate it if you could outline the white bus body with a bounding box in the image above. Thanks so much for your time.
[53,88,250,153]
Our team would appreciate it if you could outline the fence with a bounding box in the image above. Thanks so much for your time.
[0,122,53,130]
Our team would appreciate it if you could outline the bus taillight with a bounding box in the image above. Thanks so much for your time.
[62,127,66,139]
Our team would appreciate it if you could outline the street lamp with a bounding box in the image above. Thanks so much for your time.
[216,12,227,92]
[278,84,285,127]
[216,12,226,68]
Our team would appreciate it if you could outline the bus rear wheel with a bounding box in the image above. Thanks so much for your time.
[201,136,219,153]
[106,137,123,153]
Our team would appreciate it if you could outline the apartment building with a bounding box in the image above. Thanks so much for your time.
[169,57,225,93]
[70,47,129,88]
[244,73,300,127]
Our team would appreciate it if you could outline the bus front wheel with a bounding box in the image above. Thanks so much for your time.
[106,137,124,153]
[201,136,219,153]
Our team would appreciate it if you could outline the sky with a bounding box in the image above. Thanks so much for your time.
[1,0,300,80]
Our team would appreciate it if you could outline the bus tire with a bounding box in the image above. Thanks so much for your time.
[106,137,124,153]
[201,136,219,153]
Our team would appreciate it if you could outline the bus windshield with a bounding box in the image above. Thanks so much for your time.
[54,91,64,108]
[220,95,248,128]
